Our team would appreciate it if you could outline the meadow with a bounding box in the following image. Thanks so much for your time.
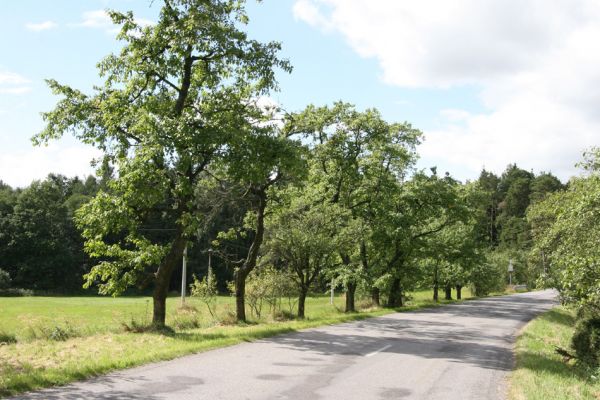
[0,288,473,397]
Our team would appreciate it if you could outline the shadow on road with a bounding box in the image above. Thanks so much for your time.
[263,292,557,373]
[11,375,203,400]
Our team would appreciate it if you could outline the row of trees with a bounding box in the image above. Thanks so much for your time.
[527,149,600,367]
[1,0,566,328]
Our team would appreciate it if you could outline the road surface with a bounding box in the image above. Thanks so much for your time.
[11,290,557,400]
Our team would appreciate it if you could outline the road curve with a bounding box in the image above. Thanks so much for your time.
[11,290,557,400]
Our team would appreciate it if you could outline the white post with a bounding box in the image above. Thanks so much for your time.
[508,259,514,286]
[330,278,335,305]
[181,244,188,306]
[208,248,213,284]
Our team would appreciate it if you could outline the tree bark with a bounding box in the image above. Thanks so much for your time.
[339,252,357,313]
[235,188,267,322]
[345,281,356,312]
[387,278,403,307]
[445,284,452,300]
[234,268,249,322]
[456,284,462,300]
[371,287,380,307]
[433,264,439,302]
[152,232,187,327]
[298,287,308,319]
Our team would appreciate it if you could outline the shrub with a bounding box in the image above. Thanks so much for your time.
[470,253,506,296]
[244,266,299,319]
[47,326,73,341]
[0,269,10,289]
[572,305,600,367]
[0,288,34,297]
[0,330,17,344]
[190,269,218,318]
[171,315,200,330]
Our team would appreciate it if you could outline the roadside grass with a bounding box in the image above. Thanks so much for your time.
[0,287,474,397]
[510,306,600,400]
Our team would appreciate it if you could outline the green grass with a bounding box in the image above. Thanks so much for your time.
[0,287,474,397]
[510,306,600,400]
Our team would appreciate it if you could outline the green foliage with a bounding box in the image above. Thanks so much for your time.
[0,175,96,292]
[572,306,600,368]
[264,189,353,300]
[470,252,506,296]
[0,268,10,289]
[511,307,600,400]
[47,325,76,341]
[528,150,600,308]
[232,266,299,318]
[33,0,292,325]
[287,102,422,303]
[0,330,17,344]
[0,288,34,297]
[190,269,218,318]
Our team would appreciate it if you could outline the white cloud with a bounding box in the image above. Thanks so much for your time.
[0,142,101,188]
[0,87,32,95]
[25,21,58,31]
[0,70,31,95]
[293,0,333,31]
[294,0,600,181]
[73,10,154,34]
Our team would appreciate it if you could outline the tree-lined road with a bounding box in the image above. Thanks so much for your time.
[12,290,557,400]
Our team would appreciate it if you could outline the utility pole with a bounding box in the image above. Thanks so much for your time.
[181,244,188,306]
[208,248,213,284]
[330,278,335,305]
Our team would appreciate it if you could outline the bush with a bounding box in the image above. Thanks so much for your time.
[0,330,17,344]
[190,269,218,318]
[0,288,34,297]
[47,325,74,341]
[572,305,600,367]
[227,266,299,319]
[0,269,11,289]
[470,253,506,296]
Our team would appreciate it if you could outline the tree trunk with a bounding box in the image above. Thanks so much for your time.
[456,284,462,300]
[152,232,187,327]
[445,284,452,300]
[345,281,356,312]
[339,252,356,313]
[235,188,267,322]
[298,287,307,319]
[234,269,248,322]
[152,295,167,327]
[387,278,403,307]
[371,287,380,306]
[433,264,439,302]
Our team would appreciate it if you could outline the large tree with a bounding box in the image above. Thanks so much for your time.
[288,102,421,311]
[528,149,600,307]
[34,0,290,327]
[263,191,352,318]
[371,170,469,307]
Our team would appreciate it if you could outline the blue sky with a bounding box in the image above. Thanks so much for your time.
[1,0,598,187]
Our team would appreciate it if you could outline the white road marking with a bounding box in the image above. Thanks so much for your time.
[365,344,392,357]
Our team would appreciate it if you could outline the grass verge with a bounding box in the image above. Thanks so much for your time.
[509,306,600,400]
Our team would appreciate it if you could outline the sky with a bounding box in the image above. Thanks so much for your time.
[1,0,599,187]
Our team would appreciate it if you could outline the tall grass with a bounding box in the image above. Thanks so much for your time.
[510,306,600,400]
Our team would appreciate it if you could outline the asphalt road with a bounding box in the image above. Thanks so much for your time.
[11,290,557,400]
